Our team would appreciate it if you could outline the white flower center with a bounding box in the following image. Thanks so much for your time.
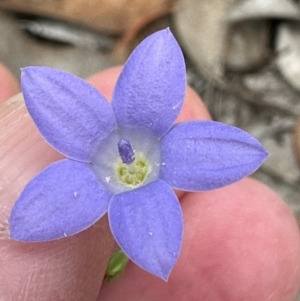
[90,127,161,194]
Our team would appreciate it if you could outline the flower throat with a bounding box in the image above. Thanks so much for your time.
[116,139,151,187]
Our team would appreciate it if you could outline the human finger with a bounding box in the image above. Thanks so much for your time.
[0,63,20,103]
[98,178,300,301]
[0,64,212,300]
[0,70,119,300]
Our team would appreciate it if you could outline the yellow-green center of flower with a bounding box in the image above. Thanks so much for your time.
[115,152,151,187]
[91,128,161,194]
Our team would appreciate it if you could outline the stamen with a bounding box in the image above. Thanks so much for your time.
[118,139,135,164]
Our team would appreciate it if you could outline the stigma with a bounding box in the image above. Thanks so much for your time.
[118,139,135,164]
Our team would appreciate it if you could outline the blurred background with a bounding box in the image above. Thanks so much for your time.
[1,0,300,265]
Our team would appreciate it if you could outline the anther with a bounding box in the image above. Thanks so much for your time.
[118,139,135,164]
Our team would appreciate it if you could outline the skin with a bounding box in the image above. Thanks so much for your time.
[0,64,299,301]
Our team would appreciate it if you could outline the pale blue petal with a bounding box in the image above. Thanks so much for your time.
[112,29,186,137]
[21,67,116,161]
[108,180,183,281]
[10,159,111,241]
[160,121,268,191]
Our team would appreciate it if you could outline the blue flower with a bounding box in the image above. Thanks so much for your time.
[9,29,267,281]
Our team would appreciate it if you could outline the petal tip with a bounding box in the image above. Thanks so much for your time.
[21,66,49,83]
[157,267,173,282]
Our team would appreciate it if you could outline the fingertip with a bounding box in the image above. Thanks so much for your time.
[0,93,116,300]
[0,63,20,103]
[87,66,122,101]
[176,86,211,122]
[98,178,300,301]
[0,216,116,300]
[179,178,300,300]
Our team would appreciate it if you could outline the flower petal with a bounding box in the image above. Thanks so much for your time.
[21,67,116,161]
[10,159,111,241]
[112,29,186,137]
[108,180,183,280]
[160,121,268,191]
